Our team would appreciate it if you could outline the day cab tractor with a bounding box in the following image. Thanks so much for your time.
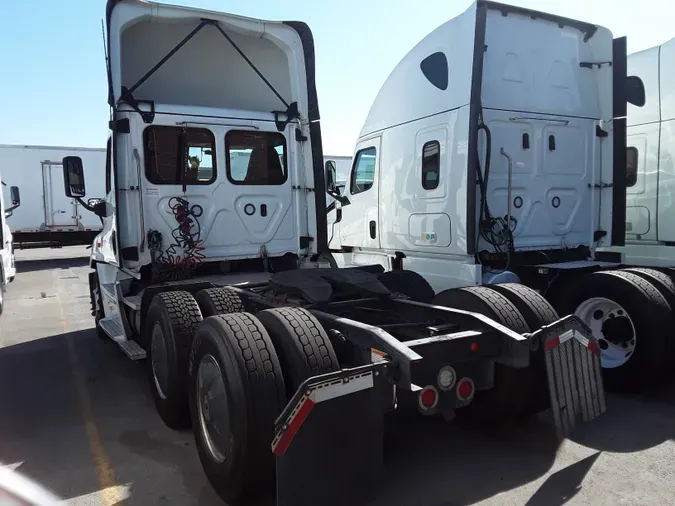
[65,1,605,504]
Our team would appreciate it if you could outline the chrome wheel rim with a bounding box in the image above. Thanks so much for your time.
[197,354,231,463]
[575,297,636,369]
[150,322,170,399]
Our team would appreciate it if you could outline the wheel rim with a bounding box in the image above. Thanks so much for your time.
[574,297,637,369]
[197,354,231,464]
[150,322,170,399]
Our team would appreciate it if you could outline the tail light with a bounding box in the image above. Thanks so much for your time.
[418,386,439,411]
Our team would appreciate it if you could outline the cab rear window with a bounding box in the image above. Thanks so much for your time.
[143,126,216,185]
[225,131,287,185]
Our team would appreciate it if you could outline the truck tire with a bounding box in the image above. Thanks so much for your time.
[145,290,203,429]
[557,270,672,391]
[432,286,534,424]
[194,287,245,317]
[488,283,559,414]
[256,307,340,397]
[189,313,286,504]
[378,270,435,303]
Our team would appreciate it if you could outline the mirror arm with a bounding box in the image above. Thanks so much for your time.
[75,197,97,213]
[327,190,350,206]
[5,204,18,214]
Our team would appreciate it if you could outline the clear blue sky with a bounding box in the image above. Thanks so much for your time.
[0,0,671,156]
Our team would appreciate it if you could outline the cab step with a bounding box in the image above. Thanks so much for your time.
[99,316,126,340]
[117,340,146,360]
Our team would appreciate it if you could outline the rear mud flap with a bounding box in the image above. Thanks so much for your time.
[272,363,393,506]
[537,316,607,438]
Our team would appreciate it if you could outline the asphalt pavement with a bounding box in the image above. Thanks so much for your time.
[0,246,674,506]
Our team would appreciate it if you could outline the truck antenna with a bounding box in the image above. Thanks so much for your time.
[101,19,109,66]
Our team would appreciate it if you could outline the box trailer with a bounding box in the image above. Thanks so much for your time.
[0,145,106,247]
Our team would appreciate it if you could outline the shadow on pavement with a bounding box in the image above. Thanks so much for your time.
[569,390,675,453]
[369,412,561,506]
[15,256,90,274]
[525,452,601,506]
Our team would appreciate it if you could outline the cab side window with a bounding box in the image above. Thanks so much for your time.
[421,141,440,190]
[350,147,376,195]
[626,147,638,187]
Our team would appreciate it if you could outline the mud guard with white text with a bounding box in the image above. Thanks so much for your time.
[530,315,607,439]
[272,363,393,506]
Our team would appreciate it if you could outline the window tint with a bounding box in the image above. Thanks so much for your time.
[627,147,638,187]
[350,147,376,195]
[420,52,448,91]
[143,126,216,185]
[226,131,287,185]
[105,138,111,194]
[422,141,440,190]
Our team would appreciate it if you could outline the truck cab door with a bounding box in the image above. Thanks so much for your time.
[339,137,381,250]
[97,137,120,267]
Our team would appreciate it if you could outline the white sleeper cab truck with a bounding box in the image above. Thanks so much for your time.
[0,144,105,247]
[0,182,20,315]
[603,38,675,268]
[327,0,668,398]
[68,1,604,505]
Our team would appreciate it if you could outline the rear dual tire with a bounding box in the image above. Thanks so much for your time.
[189,307,339,505]
[556,270,673,392]
[145,290,203,429]
[433,286,534,424]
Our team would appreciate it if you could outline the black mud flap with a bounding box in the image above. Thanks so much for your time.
[272,363,393,506]
[530,315,606,439]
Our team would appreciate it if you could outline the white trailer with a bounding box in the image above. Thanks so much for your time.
[60,1,603,504]
[0,145,106,247]
[326,1,671,396]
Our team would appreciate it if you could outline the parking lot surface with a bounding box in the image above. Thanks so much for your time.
[1,246,674,505]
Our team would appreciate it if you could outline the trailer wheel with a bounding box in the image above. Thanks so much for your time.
[256,307,340,396]
[378,270,435,303]
[194,287,245,317]
[557,270,672,391]
[432,286,533,423]
[488,283,559,414]
[145,290,203,429]
[189,313,286,504]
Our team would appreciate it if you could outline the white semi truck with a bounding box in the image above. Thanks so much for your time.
[326,1,670,396]
[0,181,20,315]
[0,144,105,247]
[65,1,603,505]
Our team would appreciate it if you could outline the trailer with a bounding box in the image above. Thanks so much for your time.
[0,145,105,248]
[64,1,605,504]
[326,1,675,399]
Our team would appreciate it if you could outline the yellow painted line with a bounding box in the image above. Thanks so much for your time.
[58,299,126,506]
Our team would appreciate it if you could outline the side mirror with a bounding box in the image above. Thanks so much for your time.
[9,186,20,207]
[325,160,337,193]
[63,156,86,198]
[626,75,646,107]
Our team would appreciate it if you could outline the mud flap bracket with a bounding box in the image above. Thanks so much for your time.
[272,363,393,506]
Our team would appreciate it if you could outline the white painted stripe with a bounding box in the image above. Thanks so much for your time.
[312,373,374,403]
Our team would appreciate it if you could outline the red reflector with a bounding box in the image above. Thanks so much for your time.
[545,336,561,350]
[470,342,479,352]
[418,386,438,410]
[457,378,474,401]
[588,341,600,357]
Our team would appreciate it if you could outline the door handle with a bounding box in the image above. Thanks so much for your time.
[369,220,376,239]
